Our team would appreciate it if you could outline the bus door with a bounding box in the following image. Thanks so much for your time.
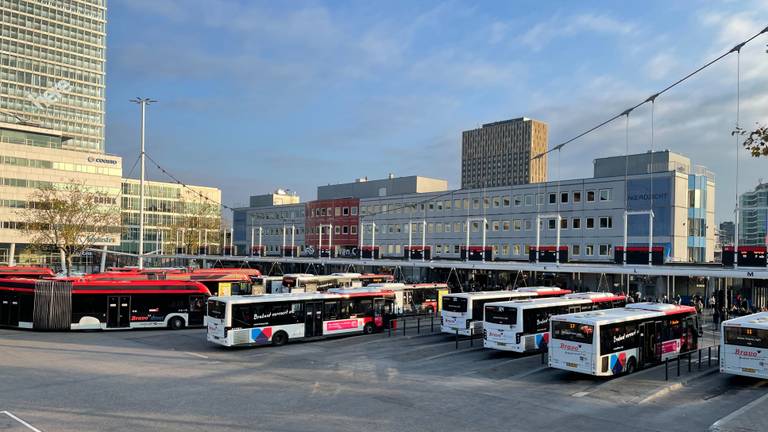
[639,321,662,365]
[107,296,131,328]
[374,298,393,328]
[304,301,323,337]
[0,294,19,326]
[188,295,206,326]
[683,315,698,351]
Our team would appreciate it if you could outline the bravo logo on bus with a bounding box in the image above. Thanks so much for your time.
[735,348,760,358]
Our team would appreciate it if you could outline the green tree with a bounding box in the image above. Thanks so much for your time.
[743,124,768,157]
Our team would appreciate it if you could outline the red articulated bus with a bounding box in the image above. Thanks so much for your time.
[0,266,55,279]
[0,278,210,330]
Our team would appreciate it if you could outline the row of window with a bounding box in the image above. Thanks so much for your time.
[361,189,613,216]
[310,206,359,218]
[1,8,104,46]
[369,216,614,235]
[2,25,104,61]
[4,1,105,33]
[0,154,120,176]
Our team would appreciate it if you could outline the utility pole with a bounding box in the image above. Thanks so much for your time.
[130,98,156,269]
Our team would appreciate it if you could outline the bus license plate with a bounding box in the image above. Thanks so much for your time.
[742,368,757,373]
[496,342,506,346]
[566,362,578,368]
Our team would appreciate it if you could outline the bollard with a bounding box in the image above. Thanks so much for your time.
[470,327,474,347]
[403,318,406,336]
[717,345,720,365]
[455,329,459,350]
[541,350,546,365]
[708,346,712,367]
[677,355,681,377]
[665,358,669,381]
[431,315,434,333]
[688,352,692,372]
[417,317,421,335]
[698,350,702,370]
[388,320,392,337]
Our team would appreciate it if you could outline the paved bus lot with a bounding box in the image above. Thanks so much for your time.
[0,327,765,432]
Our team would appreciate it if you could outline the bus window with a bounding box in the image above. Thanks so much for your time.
[232,304,252,327]
[599,322,639,355]
[340,300,352,319]
[324,301,339,320]
[443,297,467,313]
[353,299,373,315]
[552,321,594,344]
[725,326,768,348]
[207,300,226,319]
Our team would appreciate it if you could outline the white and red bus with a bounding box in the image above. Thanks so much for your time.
[483,292,627,353]
[721,312,768,379]
[441,287,572,336]
[206,289,396,347]
[0,278,210,330]
[331,283,449,315]
[549,303,701,376]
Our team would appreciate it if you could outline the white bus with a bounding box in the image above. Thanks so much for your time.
[361,283,449,315]
[441,287,572,336]
[549,303,701,376]
[721,312,768,379]
[483,292,627,353]
[207,289,395,347]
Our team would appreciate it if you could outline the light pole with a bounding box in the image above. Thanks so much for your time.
[130,97,156,269]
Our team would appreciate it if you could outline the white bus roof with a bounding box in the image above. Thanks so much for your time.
[445,287,569,301]
[486,292,624,310]
[211,289,394,304]
[550,302,696,326]
[365,282,448,291]
[723,312,768,330]
[282,273,315,278]
[330,272,362,277]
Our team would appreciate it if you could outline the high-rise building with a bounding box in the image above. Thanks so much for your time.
[738,183,768,246]
[1,0,107,152]
[461,117,548,189]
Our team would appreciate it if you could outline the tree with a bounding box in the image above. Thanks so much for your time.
[20,181,120,275]
[166,199,221,254]
[742,124,768,157]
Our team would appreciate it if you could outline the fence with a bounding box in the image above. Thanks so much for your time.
[664,344,720,381]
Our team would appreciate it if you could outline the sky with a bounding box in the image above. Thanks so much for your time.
[104,0,768,222]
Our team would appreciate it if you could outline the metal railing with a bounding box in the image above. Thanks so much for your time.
[664,344,720,381]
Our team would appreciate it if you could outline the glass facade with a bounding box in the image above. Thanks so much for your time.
[0,0,106,152]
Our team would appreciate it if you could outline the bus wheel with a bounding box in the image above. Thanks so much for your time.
[626,358,637,375]
[271,331,288,346]
[363,323,375,335]
[169,317,185,330]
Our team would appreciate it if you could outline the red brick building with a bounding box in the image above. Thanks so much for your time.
[305,198,360,256]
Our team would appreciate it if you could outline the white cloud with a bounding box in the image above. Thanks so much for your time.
[519,13,636,51]
[646,52,678,80]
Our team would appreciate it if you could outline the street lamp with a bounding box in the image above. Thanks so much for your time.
[130,97,156,269]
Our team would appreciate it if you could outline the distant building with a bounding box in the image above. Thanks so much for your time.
[249,189,300,207]
[117,179,222,255]
[317,175,448,200]
[1,0,107,152]
[461,117,548,189]
[718,221,735,247]
[738,183,768,246]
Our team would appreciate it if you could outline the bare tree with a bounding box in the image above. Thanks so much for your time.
[743,123,768,157]
[20,181,120,275]
[167,199,221,254]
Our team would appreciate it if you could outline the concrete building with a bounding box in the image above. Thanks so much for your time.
[318,175,448,200]
[1,0,107,152]
[118,179,222,255]
[0,122,121,265]
[461,117,548,189]
[249,189,300,207]
[233,151,716,263]
[738,182,768,246]
[233,203,306,256]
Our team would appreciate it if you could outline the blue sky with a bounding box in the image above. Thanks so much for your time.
[105,0,768,221]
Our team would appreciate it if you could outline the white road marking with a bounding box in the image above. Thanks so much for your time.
[1,411,44,432]
[184,352,209,359]
[571,391,590,398]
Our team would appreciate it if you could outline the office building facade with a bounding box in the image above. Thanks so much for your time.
[738,183,768,246]
[1,0,107,152]
[461,117,548,189]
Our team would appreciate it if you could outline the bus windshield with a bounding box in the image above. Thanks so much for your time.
[207,300,226,319]
[443,297,468,313]
[724,326,768,349]
[485,306,516,325]
[552,321,594,344]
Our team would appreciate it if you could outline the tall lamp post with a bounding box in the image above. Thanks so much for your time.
[130,97,156,269]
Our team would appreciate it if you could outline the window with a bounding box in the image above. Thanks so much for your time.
[492,221,500,231]
[444,200,451,210]
[587,191,595,202]
[428,223,434,233]
[513,244,521,255]
[342,207,349,216]
[600,322,639,355]
[586,218,595,229]
[572,218,581,229]
[572,245,581,255]
[599,189,611,201]
[502,244,510,255]
[552,321,594,344]
[585,245,594,255]
[503,221,510,231]
[525,195,534,206]
[503,196,511,207]
[350,225,357,235]
[351,206,358,215]
[429,203,434,211]
[538,194,545,205]
[561,193,569,204]
[599,216,613,229]
[548,219,556,230]
[513,220,522,231]
[493,197,501,208]
[454,199,462,209]
[484,198,490,209]
[335,207,341,216]
[599,244,612,256]
[549,193,556,204]
[453,222,461,233]
[573,191,581,203]
[560,219,568,229]
[473,199,480,209]
[463,198,470,209]
[437,223,444,233]
[320,208,326,216]
[334,226,340,235]
[342,226,349,234]
[525,219,532,230]
[514,195,523,206]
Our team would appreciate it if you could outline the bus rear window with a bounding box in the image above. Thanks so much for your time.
[725,326,768,349]
[207,300,226,319]
[443,297,467,313]
[552,321,594,344]
[485,306,516,325]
